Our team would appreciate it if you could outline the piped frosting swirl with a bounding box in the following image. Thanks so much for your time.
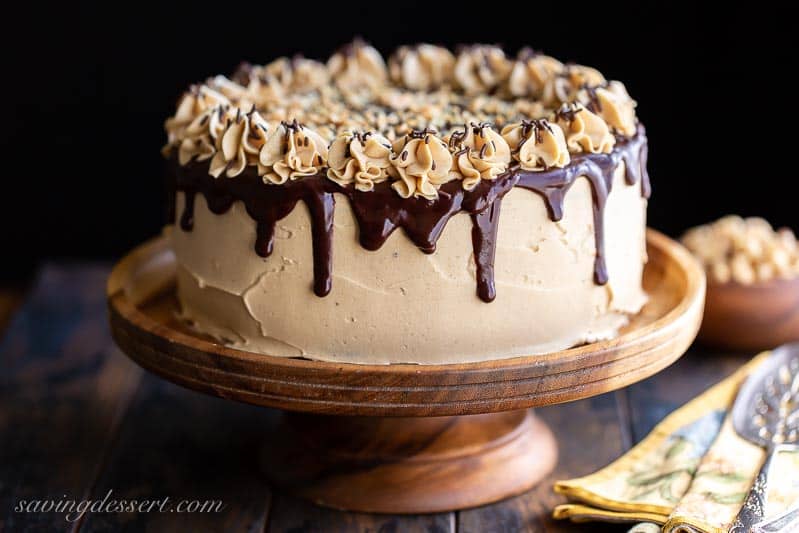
[390,129,454,200]
[454,45,512,95]
[176,104,233,166]
[389,44,455,91]
[508,48,564,98]
[259,120,329,185]
[209,108,271,178]
[554,102,615,154]
[541,64,607,106]
[501,119,570,171]
[579,81,637,137]
[327,131,394,191]
[263,56,329,93]
[327,38,387,93]
[447,123,511,190]
[165,86,229,148]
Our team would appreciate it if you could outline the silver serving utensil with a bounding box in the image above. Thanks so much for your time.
[730,345,799,533]
[752,500,799,532]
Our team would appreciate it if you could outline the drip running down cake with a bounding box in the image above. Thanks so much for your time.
[162,40,650,364]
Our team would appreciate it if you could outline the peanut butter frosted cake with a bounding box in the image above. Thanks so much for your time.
[162,40,650,364]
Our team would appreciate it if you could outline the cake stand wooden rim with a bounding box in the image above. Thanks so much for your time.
[107,228,705,416]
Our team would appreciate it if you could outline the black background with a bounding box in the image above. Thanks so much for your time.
[2,3,794,279]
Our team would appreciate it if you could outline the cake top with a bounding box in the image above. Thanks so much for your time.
[162,39,639,200]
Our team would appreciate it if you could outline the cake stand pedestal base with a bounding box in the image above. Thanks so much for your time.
[260,409,556,514]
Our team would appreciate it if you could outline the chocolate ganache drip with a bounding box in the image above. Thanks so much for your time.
[170,126,648,302]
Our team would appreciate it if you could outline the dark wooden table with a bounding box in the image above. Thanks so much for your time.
[0,265,750,532]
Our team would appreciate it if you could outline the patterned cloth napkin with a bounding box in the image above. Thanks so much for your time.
[552,352,799,532]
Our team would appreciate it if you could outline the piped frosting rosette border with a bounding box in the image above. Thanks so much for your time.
[163,40,640,200]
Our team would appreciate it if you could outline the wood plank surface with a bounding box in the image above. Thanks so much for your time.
[0,266,142,532]
[79,375,275,532]
[0,263,748,532]
[265,494,454,533]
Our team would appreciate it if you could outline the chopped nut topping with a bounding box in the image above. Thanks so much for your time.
[682,216,799,284]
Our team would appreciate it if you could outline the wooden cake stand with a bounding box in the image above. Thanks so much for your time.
[107,229,704,514]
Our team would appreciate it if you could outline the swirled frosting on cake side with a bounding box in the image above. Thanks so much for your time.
[163,40,650,364]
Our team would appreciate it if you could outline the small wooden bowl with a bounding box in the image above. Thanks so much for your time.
[700,277,799,351]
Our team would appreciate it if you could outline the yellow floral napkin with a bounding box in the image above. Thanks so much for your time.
[553,352,799,532]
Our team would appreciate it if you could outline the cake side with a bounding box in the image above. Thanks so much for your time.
[171,164,646,364]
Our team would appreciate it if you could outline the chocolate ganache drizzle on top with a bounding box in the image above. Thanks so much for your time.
[164,41,650,303]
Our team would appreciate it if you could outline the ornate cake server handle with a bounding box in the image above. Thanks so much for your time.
[728,446,780,533]
[752,498,799,532]
[728,348,799,533]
